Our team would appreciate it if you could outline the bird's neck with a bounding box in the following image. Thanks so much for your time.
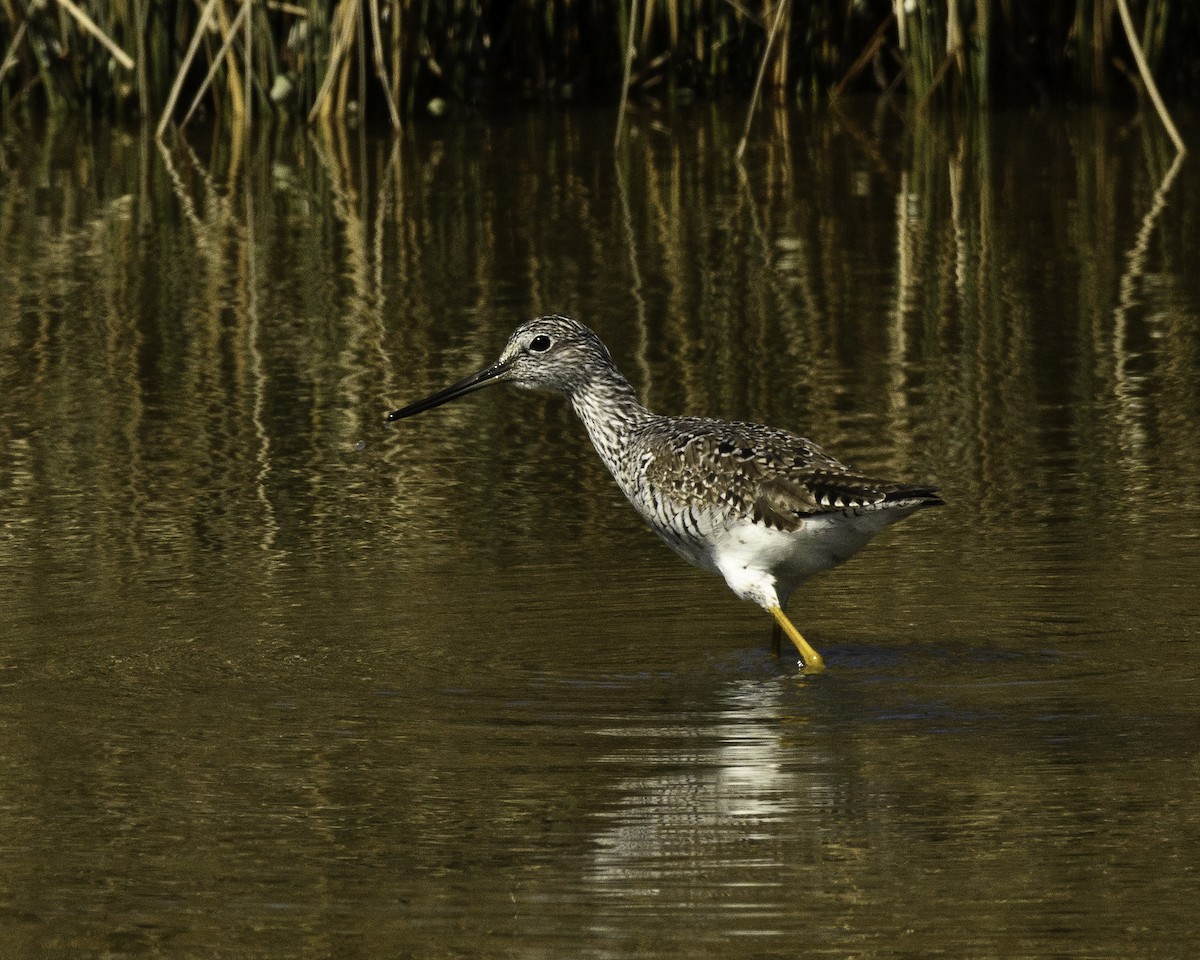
[568,367,651,469]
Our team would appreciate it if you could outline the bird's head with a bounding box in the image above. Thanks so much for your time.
[386,315,613,421]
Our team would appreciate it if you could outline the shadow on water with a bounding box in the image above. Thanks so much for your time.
[1,103,1199,957]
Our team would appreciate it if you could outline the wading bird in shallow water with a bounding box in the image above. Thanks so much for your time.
[387,316,943,672]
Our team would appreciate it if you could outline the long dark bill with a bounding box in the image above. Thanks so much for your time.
[386,358,513,422]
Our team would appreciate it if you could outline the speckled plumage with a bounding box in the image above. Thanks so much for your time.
[387,315,943,670]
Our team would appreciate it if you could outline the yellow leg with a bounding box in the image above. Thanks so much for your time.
[768,606,825,673]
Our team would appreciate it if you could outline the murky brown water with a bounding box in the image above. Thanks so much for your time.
[2,103,1199,958]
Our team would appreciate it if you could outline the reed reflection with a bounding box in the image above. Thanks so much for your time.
[0,107,1196,591]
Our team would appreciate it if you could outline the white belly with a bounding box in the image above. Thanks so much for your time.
[649,506,908,610]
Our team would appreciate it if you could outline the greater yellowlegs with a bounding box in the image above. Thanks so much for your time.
[387,315,943,671]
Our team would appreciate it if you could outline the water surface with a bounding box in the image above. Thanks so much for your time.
[1,104,1199,958]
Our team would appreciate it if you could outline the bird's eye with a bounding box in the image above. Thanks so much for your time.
[529,334,553,353]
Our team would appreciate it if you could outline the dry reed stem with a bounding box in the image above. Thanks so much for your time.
[1115,0,1186,154]
[56,0,135,70]
[181,0,250,129]
[367,0,401,129]
[833,11,894,97]
[737,0,788,161]
[157,0,218,137]
[946,0,963,72]
[0,20,27,83]
[134,0,149,117]
[308,0,359,123]
[214,0,247,121]
[354,0,367,119]
[773,0,789,88]
[389,0,401,110]
[335,14,355,120]
[244,0,253,133]
[638,0,654,57]
[723,0,762,26]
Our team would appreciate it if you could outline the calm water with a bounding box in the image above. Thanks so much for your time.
[2,103,1199,958]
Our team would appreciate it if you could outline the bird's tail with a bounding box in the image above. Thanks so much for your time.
[883,486,945,510]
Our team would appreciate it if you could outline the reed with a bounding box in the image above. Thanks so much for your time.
[0,1,1196,126]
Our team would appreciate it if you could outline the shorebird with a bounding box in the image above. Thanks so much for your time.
[386,315,943,672]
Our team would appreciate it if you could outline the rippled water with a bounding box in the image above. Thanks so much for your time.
[2,104,1199,958]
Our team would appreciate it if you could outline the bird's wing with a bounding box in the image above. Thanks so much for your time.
[640,418,940,532]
